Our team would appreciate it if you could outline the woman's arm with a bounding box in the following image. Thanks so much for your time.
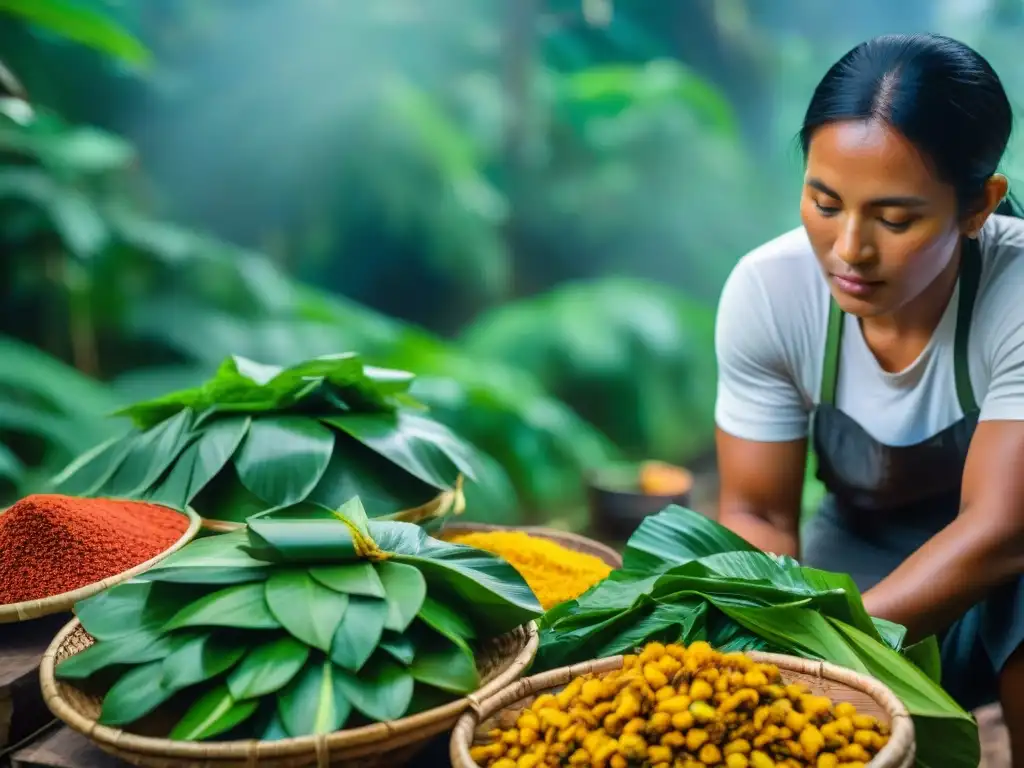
[716,429,807,558]
[863,420,1024,642]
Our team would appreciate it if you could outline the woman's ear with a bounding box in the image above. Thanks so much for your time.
[963,173,1010,237]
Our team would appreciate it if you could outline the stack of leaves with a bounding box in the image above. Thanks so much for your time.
[51,353,485,523]
[55,498,542,741]
[535,506,979,768]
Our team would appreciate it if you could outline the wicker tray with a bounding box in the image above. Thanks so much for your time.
[439,522,623,569]
[0,505,201,625]
[40,618,539,768]
[450,650,915,768]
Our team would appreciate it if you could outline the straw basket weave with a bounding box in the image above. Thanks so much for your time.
[40,618,539,768]
[0,505,200,625]
[439,522,623,569]
[450,651,915,768]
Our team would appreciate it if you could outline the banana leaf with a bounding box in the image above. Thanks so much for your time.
[537,505,980,768]
[49,353,488,523]
[58,497,541,741]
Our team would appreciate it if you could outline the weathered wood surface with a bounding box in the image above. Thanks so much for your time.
[0,613,70,750]
[9,726,126,768]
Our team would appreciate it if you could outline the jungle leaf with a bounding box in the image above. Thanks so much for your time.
[329,596,388,672]
[163,583,280,631]
[170,684,259,741]
[265,570,349,652]
[227,636,310,700]
[308,562,385,599]
[335,655,415,722]
[377,561,427,634]
[234,417,335,506]
[277,659,352,737]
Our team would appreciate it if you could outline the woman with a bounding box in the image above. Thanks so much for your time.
[714,32,1024,762]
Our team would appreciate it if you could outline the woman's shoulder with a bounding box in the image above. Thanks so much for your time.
[725,225,825,295]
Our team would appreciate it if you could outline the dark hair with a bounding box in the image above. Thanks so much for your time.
[800,33,1018,218]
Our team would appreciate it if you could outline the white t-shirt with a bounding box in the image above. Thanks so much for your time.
[714,213,1024,446]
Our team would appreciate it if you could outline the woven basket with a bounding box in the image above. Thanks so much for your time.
[40,618,539,768]
[439,522,623,569]
[0,505,201,625]
[450,651,915,768]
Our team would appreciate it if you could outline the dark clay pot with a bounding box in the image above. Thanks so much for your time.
[586,461,694,542]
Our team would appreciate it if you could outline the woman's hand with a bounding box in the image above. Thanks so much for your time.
[863,420,1024,641]
[715,428,806,558]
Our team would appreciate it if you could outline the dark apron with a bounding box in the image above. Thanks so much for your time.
[801,238,1024,711]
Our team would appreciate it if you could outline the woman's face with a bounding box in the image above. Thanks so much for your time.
[800,119,963,318]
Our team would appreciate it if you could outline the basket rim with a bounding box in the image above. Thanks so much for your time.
[449,650,915,768]
[0,504,201,625]
[39,617,539,760]
[440,522,623,569]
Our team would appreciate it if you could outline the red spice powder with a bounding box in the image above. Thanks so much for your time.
[0,494,189,604]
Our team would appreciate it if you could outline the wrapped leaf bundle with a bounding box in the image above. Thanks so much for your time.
[536,506,980,768]
[52,353,485,523]
[55,499,542,741]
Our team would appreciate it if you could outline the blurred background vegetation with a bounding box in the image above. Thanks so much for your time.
[3,0,1022,530]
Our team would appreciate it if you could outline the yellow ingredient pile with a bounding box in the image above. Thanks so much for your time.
[470,641,890,768]
[447,531,613,610]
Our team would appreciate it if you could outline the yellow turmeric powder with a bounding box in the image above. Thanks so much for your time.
[446,531,613,609]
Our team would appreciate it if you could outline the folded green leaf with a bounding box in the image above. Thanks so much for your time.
[377,561,427,633]
[56,627,200,680]
[265,570,349,652]
[408,634,479,694]
[308,562,385,598]
[160,634,246,690]
[227,636,310,700]
[329,596,388,672]
[622,504,756,572]
[98,660,174,725]
[379,631,417,665]
[234,417,335,506]
[278,658,352,737]
[371,521,541,635]
[103,409,194,498]
[246,513,360,564]
[335,655,415,722]
[170,684,259,741]
[164,583,280,631]
[75,581,197,639]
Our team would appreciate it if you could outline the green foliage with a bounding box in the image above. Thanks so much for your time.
[0,0,150,66]
[51,354,486,522]
[56,498,542,740]
[536,506,980,768]
[462,277,717,463]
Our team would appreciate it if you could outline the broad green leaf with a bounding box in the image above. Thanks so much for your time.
[56,628,200,680]
[103,409,194,498]
[330,596,388,672]
[246,513,359,563]
[170,684,259,741]
[306,437,439,518]
[588,599,709,660]
[827,619,978,768]
[370,521,541,635]
[50,435,130,497]
[308,562,385,598]
[379,631,416,665]
[261,711,290,741]
[265,570,349,652]
[74,581,178,639]
[325,410,480,488]
[161,633,246,690]
[227,636,310,700]
[622,504,756,572]
[377,561,426,633]
[904,635,942,684]
[873,616,908,652]
[187,416,251,500]
[418,595,477,641]
[141,529,271,585]
[278,659,352,737]
[335,655,415,721]
[0,0,151,65]
[164,583,280,631]
[234,417,335,506]
[98,660,174,725]
[143,439,199,510]
[408,635,479,694]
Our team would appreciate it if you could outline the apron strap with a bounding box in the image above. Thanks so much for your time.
[954,237,982,415]
[818,236,983,412]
